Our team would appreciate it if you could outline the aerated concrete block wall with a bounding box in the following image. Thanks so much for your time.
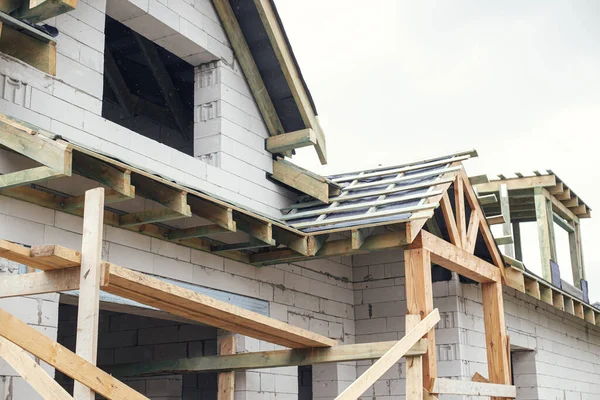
[56,305,218,399]
[352,250,465,400]
[458,284,600,400]
[0,0,295,218]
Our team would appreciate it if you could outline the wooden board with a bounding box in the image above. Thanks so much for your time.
[103,264,337,349]
[0,308,148,400]
[335,309,440,400]
[412,231,501,283]
[73,188,105,400]
[109,340,428,377]
[431,378,515,397]
[0,336,74,400]
[0,267,96,298]
[12,0,77,23]
[405,315,423,400]
[0,25,56,75]
[218,334,235,400]
[405,247,436,387]
[271,158,330,203]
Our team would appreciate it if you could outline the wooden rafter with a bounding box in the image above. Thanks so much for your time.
[271,158,335,203]
[253,0,327,164]
[133,32,191,140]
[212,0,284,137]
[454,175,467,246]
[440,192,461,247]
[109,340,427,377]
[233,211,275,245]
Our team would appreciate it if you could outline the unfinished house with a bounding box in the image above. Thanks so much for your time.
[0,1,598,400]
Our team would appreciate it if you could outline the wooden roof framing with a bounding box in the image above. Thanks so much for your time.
[212,0,327,164]
[474,170,591,221]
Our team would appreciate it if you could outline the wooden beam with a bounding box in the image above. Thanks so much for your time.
[486,215,505,225]
[540,284,553,305]
[0,267,95,298]
[12,0,77,23]
[131,174,190,216]
[0,165,64,189]
[440,192,461,246]
[464,212,480,254]
[0,308,148,399]
[0,25,57,75]
[251,229,407,266]
[212,0,284,136]
[477,193,497,205]
[30,245,81,269]
[0,336,74,400]
[133,33,191,139]
[335,309,440,400]
[168,224,235,241]
[73,188,104,400]
[266,128,317,154]
[534,187,553,281]
[552,291,565,311]
[474,175,556,193]
[454,176,467,247]
[405,246,436,388]
[0,119,71,173]
[405,315,423,400]
[431,378,515,397]
[482,281,512,397]
[72,151,134,197]
[569,220,583,288]
[119,208,190,227]
[211,240,270,253]
[412,231,501,283]
[513,222,523,261]
[104,49,136,117]
[272,225,309,256]
[62,188,135,210]
[499,184,514,257]
[103,263,337,348]
[109,340,428,377]
[352,228,374,250]
[584,308,596,324]
[0,0,20,13]
[505,267,525,293]
[495,235,513,246]
[188,197,236,231]
[0,240,81,271]
[254,0,327,164]
[271,158,330,203]
[524,276,541,300]
[233,211,275,245]
[218,334,235,400]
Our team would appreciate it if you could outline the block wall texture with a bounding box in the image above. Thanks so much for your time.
[55,304,218,399]
[0,0,295,218]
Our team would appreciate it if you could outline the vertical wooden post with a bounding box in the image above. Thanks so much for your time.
[218,334,236,400]
[482,281,511,400]
[73,188,104,400]
[499,184,514,257]
[545,199,557,262]
[405,242,436,389]
[454,176,466,247]
[569,221,584,288]
[534,187,552,281]
[512,222,522,261]
[405,314,423,400]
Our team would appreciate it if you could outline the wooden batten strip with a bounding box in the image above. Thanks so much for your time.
[431,378,515,398]
[266,128,316,154]
[110,340,428,377]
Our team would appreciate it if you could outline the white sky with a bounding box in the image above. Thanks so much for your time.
[274,0,600,301]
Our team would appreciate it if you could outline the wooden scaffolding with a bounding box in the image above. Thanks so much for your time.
[0,115,520,399]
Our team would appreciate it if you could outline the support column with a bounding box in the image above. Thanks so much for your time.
[569,221,584,288]
[73,188,105,400]
[404,244,436,390]
[534,187,552,281]
[482,281,511,400]
[512,222,522,261]
[499,184,514,257]
[218,332,235,400]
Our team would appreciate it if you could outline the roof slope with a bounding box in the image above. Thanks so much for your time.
[282,151,477,233]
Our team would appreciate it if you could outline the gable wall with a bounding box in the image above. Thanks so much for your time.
[0,0,295,218]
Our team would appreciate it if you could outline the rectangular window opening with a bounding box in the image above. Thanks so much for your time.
[102,16,194,156]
